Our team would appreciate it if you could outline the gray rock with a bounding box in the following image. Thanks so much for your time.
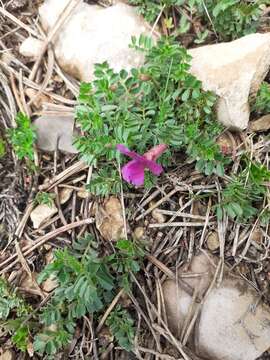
[198,278,270,360]
[189,33,270,130]
[162,253,270,360]
[33,115,78,153]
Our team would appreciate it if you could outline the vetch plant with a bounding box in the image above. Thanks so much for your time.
[0,278,32,352]
[34,192,55,208]
[75,35,227,194]
[253,81,270,115]
[33,236,143,355]
[128,0,265,42]
[8,112,36,163]
[216,159,270,221]
[106,305,135,352]
[0,235,143,357]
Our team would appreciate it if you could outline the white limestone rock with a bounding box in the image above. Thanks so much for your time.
[37,0,153,81]
[19,37,43,59]
[189,33,270,130]
[162,253,270,360]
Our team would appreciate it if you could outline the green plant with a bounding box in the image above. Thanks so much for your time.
[129,1,265,41]
[216,159,270,221]
[204,0,263,40]
[0,278,32,351]
[0,138,6,158]
[128,0,186,24]
[0,278,31,320]
[75,35,227,195]
[106,305,135,351]
[8,112,36,162]
[0,236,142,357]
[108,239,144,291]
[34,192,55,207]
[253,81,270,115]
[32,235,143,356]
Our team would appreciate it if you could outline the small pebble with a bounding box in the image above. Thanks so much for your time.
[206,231,219,251]
[133,226,145,240]
[152,209,166,223]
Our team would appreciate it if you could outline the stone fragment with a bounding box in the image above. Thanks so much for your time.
[162,279,192,337]
[198,278,270,360]
[162,252,270,360]
[19,37,44,59]
[206,231,219,251]
[95,197,125,241]
[216,132,235,155]
[36,0,154,81]
[30,202,58,229]
[250,114,270,132]
[59,187,73,204]
[189,33,270,130]
[33,115,78,153]
[133,226,145,240]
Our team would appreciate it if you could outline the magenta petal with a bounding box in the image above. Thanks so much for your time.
[116,144,139,160]
[144,144,167,161]
[121,160,145,186]
[144,159,163,176]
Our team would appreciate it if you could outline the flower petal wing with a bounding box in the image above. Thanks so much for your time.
[116,144,140,160]
[121,160,145,186]
[143,159,163,176]
[144,144,167,161]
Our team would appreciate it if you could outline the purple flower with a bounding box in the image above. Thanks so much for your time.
[116,144,167,186]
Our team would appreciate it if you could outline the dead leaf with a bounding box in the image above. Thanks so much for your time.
[77,189,89,199]
[16,241,45,298]
[27,341,34,357]
[41,276,58,292]
[20,271,45,298]
[216,132,235,155]
[95,197,125,241]
[192,200,207,217]
[250,227,263,244]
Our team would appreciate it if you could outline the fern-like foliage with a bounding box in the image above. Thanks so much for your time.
[8,112,36,162]
[31,235,144,356]
[216,159,270,222]
[75,35,227,195]
[106,305,135,351]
